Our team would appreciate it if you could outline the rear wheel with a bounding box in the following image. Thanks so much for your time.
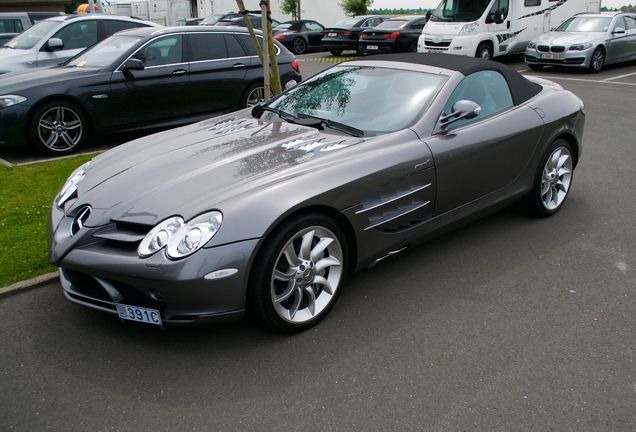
[408,40,418,52]
[249,213,348,332]
[475,42,493,59]
[29,100,87,155]
[292,37,307,55]
[588,47,605,73]
[242,83,266,108]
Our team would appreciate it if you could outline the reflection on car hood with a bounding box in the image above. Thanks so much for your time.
[77,110,368,227]
[534,31,604,45]
[0,65,101,92]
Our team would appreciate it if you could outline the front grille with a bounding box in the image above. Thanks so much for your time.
[425,40,451,47]
[92,220,150,250]
[551,45,565,52]
[537,45,549,52]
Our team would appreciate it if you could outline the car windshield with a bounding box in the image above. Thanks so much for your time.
[376,19,409,29]
[268,65,446,134]
[556,16,612,32]
[431,0,491,22]
[68,34,142,68]
[277,23,293,29]
[200,14,226,25]
[2,20,59,49]
[333,18,361,28]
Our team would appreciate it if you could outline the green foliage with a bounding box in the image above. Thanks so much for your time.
[340,0,374,16]
[280,0,300,19]
[0,154,94,287]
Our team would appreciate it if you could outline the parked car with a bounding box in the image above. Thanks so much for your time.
[321,15,386,55]
[0,26,301,155]
[0,15,157,74]
[359,15,427,55]
[182,17,204,26]
[0,11,65,45]
[49,53,584,332]
[213,15,281,30]
[199,12,243,26]
[273,20,325,55]
[525,12,636,73]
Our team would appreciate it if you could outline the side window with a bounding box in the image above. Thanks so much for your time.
[488,0,510,21]
[188,33,227,61]
[103,20,145,37]
[305,22,323,32]
[52,20,98,50]
[626,17,636,31]
[613,17,627,31]
[132,35,183,67]
[225,34,246,57]
[410,19,427,30]
[0,19,23,33]
[236,33,258,56]
[364,18,382,28]
[524,0,540,6]
[442,71,514,129]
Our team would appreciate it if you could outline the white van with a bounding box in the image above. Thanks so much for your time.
[418,0,600,59]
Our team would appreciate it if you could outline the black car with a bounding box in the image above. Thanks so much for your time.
[273,20,325,55]
[213,15,281,30]
[359,15,428,55]
[0,26,301,155]
[321,15,386,55]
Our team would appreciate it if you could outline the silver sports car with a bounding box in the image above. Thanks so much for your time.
[49,53,585,332]
[525,12,636,73]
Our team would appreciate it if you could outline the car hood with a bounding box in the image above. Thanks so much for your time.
[0,47,36,73]
[76,110,368,227]
[534,31,604,45]
[422,21,465,37]
[0,65,101,93]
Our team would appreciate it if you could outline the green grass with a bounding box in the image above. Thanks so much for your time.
[0,154,95,287]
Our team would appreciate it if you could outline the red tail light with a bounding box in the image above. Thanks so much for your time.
[291,59,300,73]
[274,34,286,40]
[360,33,368,39]
[383,32,401,40]
[341,31,352,36]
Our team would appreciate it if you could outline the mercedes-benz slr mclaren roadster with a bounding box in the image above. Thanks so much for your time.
[49,54,585,332]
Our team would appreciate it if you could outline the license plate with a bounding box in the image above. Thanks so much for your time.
[367,45,378,50]
[327,32,337,37]
[116,303,162,326]
[541,52,563,60]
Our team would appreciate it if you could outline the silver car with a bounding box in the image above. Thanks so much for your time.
[0,15,157,75]
[525,12,636,73]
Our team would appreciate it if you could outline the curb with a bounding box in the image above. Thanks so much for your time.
[0,272,58,299]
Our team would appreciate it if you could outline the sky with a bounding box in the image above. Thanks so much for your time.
[371,0,631,10]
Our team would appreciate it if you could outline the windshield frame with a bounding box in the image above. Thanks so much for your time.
[266,65,448,136]
[555,16,613,33]
[431,0,492,23]
[2,19,60,50]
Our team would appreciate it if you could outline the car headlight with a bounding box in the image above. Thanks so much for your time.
[138,211,223,259]
[55,161,91,209]
[527,41,537,50]
[459,22,479,35]
[569,43,592,51]
[0,95,27,109]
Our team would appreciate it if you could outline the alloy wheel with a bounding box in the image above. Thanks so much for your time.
[540,146,573,211]
[270,226,343,324]
[246,86,266,107]
[590,48,605,73]
[293,38,307,55]
[37,106,83,152]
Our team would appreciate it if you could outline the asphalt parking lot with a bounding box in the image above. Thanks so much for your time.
[1,53,635,431]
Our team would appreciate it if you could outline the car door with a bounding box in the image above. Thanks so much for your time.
[623,15,636,60]
[486,0,510,53]
[607,16,630,63]
[108,34,190,128]
[304,21,324,47]
[423,71,544,215]
[186,32,248,115]
[36,19,98,67]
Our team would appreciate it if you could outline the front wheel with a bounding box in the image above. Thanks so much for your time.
[524,139,574,217]
[292,37,307,55]
[330,50,342,56]
[30,101,87,155]
[588,47,605,73]
[249,213,348,332]
[475,42,493,60]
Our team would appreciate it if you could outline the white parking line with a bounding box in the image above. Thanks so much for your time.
[602,71,636,81]
[533,75,636,87]
[0,156,13,167]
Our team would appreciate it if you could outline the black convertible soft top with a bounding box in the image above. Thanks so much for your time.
[368,53,542,106]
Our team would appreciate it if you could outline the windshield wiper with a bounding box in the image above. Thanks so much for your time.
[260,106,299,122]
[296,114,365,138]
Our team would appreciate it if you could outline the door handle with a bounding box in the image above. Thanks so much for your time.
[172,69,187,76]
[233,63,246,69]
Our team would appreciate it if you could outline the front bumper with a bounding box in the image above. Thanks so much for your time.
[50,203,261,325]
[525,47,592,68]
[0,102,29,148]
[417,34,479,57]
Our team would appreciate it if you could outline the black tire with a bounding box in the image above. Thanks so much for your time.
[29,100,87,156]
[330,50,342,56]
[249,212,348,332]
[527,63,543,71]
[588,47,605,73]
[241,82,265,108]
[475,42,493,60]
[409,41,418,52]
[291,37,307,55]
[523,139,575,218]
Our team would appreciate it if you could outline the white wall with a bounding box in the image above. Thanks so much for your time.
[206,0,348,27]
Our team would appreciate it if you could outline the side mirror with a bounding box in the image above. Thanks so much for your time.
[613,27,625,34]
[121,58,144,78]
[46,38,64,51]
[284,80,298,91]
[251,103,264,118]
[439,100,481,129]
